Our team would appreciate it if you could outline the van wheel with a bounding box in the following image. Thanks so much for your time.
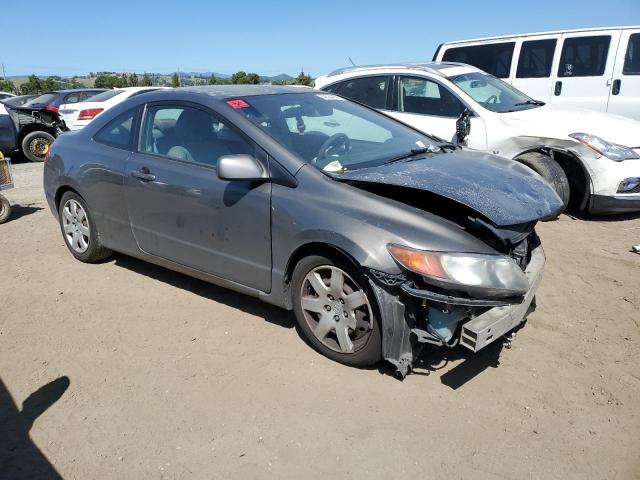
[22,131,55,162]
[514,152,570,218]
[292,255,382,367]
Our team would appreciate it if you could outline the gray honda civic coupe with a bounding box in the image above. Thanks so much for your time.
[44,86,562,377]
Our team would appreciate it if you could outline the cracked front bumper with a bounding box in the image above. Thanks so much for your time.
[459,245,545,352]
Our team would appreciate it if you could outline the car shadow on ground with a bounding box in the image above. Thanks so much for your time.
[377,341,505,388]
[565,210,640,222]
[4,204,44,222]
[0,376,70,479]
[111,254,296,330]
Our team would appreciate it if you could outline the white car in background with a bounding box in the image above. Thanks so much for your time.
[315,62,640,215]
[59,86,167,130]
[0,91,15,100]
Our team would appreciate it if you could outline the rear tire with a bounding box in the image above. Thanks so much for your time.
[21,131,55,162]
[58,191,112,263]
[291,254,382,367]
[0,194,11,224]
[514,152,570,218]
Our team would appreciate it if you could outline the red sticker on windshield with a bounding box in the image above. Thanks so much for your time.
[227,99,250,109]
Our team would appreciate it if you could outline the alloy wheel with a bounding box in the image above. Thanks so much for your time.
[62,199,90,253]
[300,265,373,354]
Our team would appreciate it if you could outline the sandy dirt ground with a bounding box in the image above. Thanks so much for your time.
[1,160,639,480]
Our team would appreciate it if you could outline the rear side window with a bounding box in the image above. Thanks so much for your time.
[399,77,463,117]
[558,36,610,77]
[516,39,557,78]
[623,33,640,75]
[336,76,391,109]
[64,93,82,104]
[141,105,253,167]
[94,109,138,149]
[442,42,515,78]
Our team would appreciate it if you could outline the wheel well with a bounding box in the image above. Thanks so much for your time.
[515,147,591,212]
[282,242,362,309]
[54,186,81,211]
[18,124,57,144]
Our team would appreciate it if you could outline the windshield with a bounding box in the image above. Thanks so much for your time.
[85,90,124,102]
[449,72,542,113]
[232,92,443,171]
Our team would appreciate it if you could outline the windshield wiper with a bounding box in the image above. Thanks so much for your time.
[513,100,545,106]
[384,146,437,164]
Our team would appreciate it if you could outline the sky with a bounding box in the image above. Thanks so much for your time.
[2,0,639,78]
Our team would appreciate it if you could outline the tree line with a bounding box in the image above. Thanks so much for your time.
[0,70,314,96]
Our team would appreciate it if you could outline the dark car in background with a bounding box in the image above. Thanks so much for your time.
[44,86,562,377]
[9,88,106,161]
[2,94,38,108]
[22,89,107,113]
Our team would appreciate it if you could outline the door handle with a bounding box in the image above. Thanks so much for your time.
[131,169,156,182]
[612,79,621,95]
[554,81,562,96]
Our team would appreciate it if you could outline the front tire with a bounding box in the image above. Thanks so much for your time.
[291,254,382,367]
[514,152,570,217]
[58,191,112,263]
[22,131,55,162]
[0,194,11,224]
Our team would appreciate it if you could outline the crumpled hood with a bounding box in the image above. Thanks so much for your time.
[500,104,640,148]
[337,150,563,226]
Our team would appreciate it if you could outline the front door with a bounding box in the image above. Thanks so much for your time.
[386,76,487,150]
[125,103,272,292]
[607,30,640,120]
[551,30,621,112]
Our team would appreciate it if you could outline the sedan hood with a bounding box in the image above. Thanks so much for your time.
[337,150,563,226]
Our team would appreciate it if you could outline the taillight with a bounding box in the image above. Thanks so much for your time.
[46,105,59,113]
[44,145,51,164]
[77,108,104,121]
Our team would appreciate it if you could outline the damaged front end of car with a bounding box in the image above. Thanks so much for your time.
[367,224,544,379]
[335,152,562,378]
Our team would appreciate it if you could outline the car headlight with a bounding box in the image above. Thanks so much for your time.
[387,244,529,298]
[569,133,639,161]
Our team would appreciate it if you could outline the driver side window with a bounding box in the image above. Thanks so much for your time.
[398,77,463,118]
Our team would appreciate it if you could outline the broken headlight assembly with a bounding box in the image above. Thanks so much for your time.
[569,133,640,161]
[387,244,529,298]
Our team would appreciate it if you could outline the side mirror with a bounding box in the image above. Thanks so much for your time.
[217,154,267,182]
[455,108,472,145]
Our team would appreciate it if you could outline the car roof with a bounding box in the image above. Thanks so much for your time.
[42,88,107,94]
[178,85,314,97]
[324,62,478,78]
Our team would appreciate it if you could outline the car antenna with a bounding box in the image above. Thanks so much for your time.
[348,57,357,67]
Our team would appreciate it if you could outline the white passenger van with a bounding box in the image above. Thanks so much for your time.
[433,26,640,120]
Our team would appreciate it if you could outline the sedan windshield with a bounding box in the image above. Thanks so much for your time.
[449,72,544,113]
[232,92,445,171]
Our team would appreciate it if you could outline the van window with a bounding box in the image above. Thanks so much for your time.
[558,36,610,77]
[623,33,640,75]
[516,39,556,78]
[442,42,515,78]
[336,76,391,109]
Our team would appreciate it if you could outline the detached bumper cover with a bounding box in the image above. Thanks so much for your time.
[589,194,640,214]
[460,245,545,352]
